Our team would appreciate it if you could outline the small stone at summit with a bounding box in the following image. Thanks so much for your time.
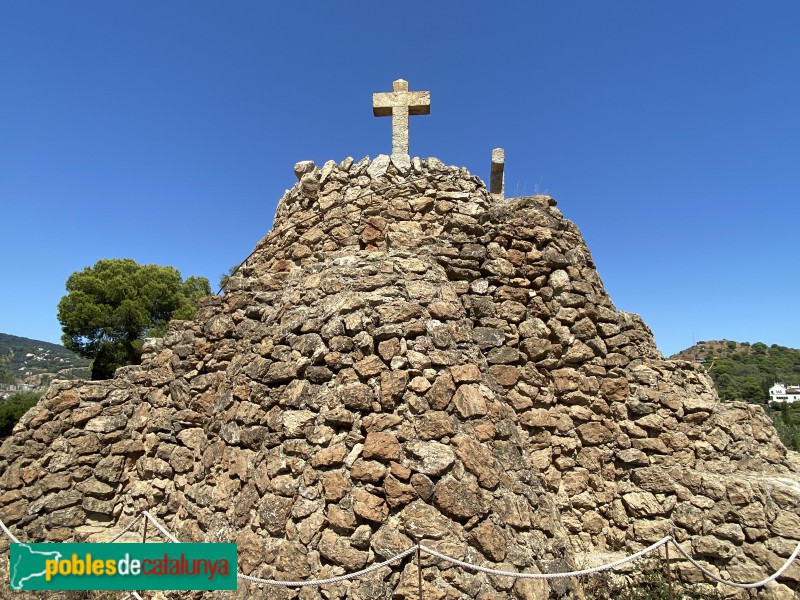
[294,160,316,180]
[390,152,411,174]
[490,147,505,200]
[367,154,391,179]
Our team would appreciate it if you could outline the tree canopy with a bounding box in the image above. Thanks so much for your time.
[57,258,210,379]
[706,343,800,403]
[675,340,800,452]
[0,355,15,385]
[218,264,240,292]
[0,390,43,438]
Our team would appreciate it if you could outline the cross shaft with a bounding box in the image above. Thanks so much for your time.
[373,79,430,156]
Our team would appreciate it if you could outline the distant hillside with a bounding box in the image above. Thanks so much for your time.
[671,340,800,403]
[0,333,90,387]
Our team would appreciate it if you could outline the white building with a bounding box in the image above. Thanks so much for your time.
[769,383,800,404]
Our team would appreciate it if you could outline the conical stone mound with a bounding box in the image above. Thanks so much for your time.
[1,156,799,599]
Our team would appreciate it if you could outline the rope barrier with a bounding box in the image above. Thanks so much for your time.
[136,512,421,587]
[120,515,800,589]
[141,511,180,543]
[668,538,800,589]
[419,537,671,579]
[0,516,20,544]
[108,516,142,543]
[2,510,800,592]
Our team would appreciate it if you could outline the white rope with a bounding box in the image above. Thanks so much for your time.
[6,507,800,591]
[0,516,20,544]
[420,537,672,579]
[108,516,142,543]
[141,511,180,543]
[238,545,418,587]
[92,513,800,590]
[669,538,800,589]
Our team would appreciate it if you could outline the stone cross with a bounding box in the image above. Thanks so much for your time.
[372,79,430,156]
[490,148,505,200]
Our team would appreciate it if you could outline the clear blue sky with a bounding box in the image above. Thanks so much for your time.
[1,2,798,358]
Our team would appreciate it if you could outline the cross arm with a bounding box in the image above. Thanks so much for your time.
[372,91,431,116]
[407,91,431,115]
[372,92,395,116]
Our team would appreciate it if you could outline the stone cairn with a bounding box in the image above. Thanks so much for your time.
[0,81,799,600]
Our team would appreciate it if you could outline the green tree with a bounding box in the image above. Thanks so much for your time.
[740,376,765,403]
[0,390,43,438]
[0,355,15,385]
[705,341,800,404]
[57,259,211,380]
[771,402,800,452]
[218,264,240,292]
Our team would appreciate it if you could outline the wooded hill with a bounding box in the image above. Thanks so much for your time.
[671,340,800,403]
[0,332,90,386]
[671,340,800,451]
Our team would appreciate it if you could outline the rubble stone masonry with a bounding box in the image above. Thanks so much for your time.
[1,156,798,598]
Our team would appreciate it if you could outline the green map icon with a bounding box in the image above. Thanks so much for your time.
[9,543,63,590]
[8,542,237,591]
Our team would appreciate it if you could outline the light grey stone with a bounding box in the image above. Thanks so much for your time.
[406,441,455,476]
[294,160,316,180]
[391,152,411,174]
[367,154,391,179]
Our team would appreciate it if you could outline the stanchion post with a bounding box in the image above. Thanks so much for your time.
[142,514,148,544]
[415,538,423,600]
[665,541,673,600]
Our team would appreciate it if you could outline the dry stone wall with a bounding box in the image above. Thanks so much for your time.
[1,155,799,599]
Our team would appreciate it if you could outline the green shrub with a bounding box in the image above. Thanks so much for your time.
[616,569,720,599]
[0,390,43,437]
[584,563,722,600]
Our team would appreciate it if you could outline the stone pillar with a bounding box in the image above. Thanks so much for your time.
[490,148,505,200]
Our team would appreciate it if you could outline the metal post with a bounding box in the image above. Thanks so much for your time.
[665,541,673,600]
[416,538,423,600]
[142,514,148,544]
